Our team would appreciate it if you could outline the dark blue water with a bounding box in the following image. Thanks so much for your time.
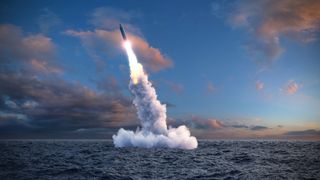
[0,140,319,179]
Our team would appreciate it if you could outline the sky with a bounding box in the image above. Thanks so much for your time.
[0,0,320,140]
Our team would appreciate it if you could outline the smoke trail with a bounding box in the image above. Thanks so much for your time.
[113,41,197,149]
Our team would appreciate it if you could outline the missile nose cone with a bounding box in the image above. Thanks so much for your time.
[119,24,127,40]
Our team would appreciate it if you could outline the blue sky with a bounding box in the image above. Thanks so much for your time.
[0,0,319,139]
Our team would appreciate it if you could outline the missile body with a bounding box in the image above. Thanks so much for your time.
[119,24,127,40]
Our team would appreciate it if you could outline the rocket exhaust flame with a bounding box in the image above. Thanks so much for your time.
[113,25,197,149]
[124,41,143,85]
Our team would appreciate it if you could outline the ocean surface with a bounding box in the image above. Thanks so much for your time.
[0,140,319,180]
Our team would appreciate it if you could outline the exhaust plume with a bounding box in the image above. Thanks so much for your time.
[113,41,197,149]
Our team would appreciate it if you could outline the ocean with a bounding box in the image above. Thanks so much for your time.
[0,140,319,179]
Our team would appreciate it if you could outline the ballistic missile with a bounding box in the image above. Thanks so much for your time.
[119,24,127,40]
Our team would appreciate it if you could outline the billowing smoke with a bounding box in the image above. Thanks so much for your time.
[113,41,197,149]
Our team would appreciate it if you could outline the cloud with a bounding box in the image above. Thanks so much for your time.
[0,111,27,121]
[284,129,320,136]
[224,0,320,64]
[66,29,172,72]
[129,35,173,72]
[89,7,141,32]
[169,115,272,133]
[256,81,264,91]
[168,115,283,139]
[0,71,139,138]
[0,22,164,139]
[30,59,62,74]
[4,98,18,109]
[250,125,268,131]
[169,115,225,130]
[0,24,61,74]
[21,100,38,109]
[209,119,224,129]
[22,34,55,54]
[232,124,249,129]
[284,80,299,95]
[65,7,172,73]
[278,125,284,128]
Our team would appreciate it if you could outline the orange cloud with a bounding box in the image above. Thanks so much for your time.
[256,0,320,42]
[23,34,55,55]
[229,0,320,63]
[66,7,171,73]
[66,29,172,72]
[181,115,225,129]
[0,24,61,74]
[285,80,299,95]
[129,35,172,72]
[31,59,62,74]
[208,119,224,129]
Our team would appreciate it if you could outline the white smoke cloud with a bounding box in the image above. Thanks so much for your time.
[113,41,197,149]
[113,126,197,149]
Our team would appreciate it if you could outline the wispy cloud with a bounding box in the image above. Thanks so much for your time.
[182,116,274,139]
[250,125,268,131]
[215,0,320,65]
[0,111,28,121]
[65,7,172,73]
[169,115,272,134]
[284,129,320,136]
[283,129,320,140]
[4,97,19,109]
[168,115,225,130]
[89,7,141,33]
[0,24,61,74]
[30,59,62,74]
[284,80,300,95]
